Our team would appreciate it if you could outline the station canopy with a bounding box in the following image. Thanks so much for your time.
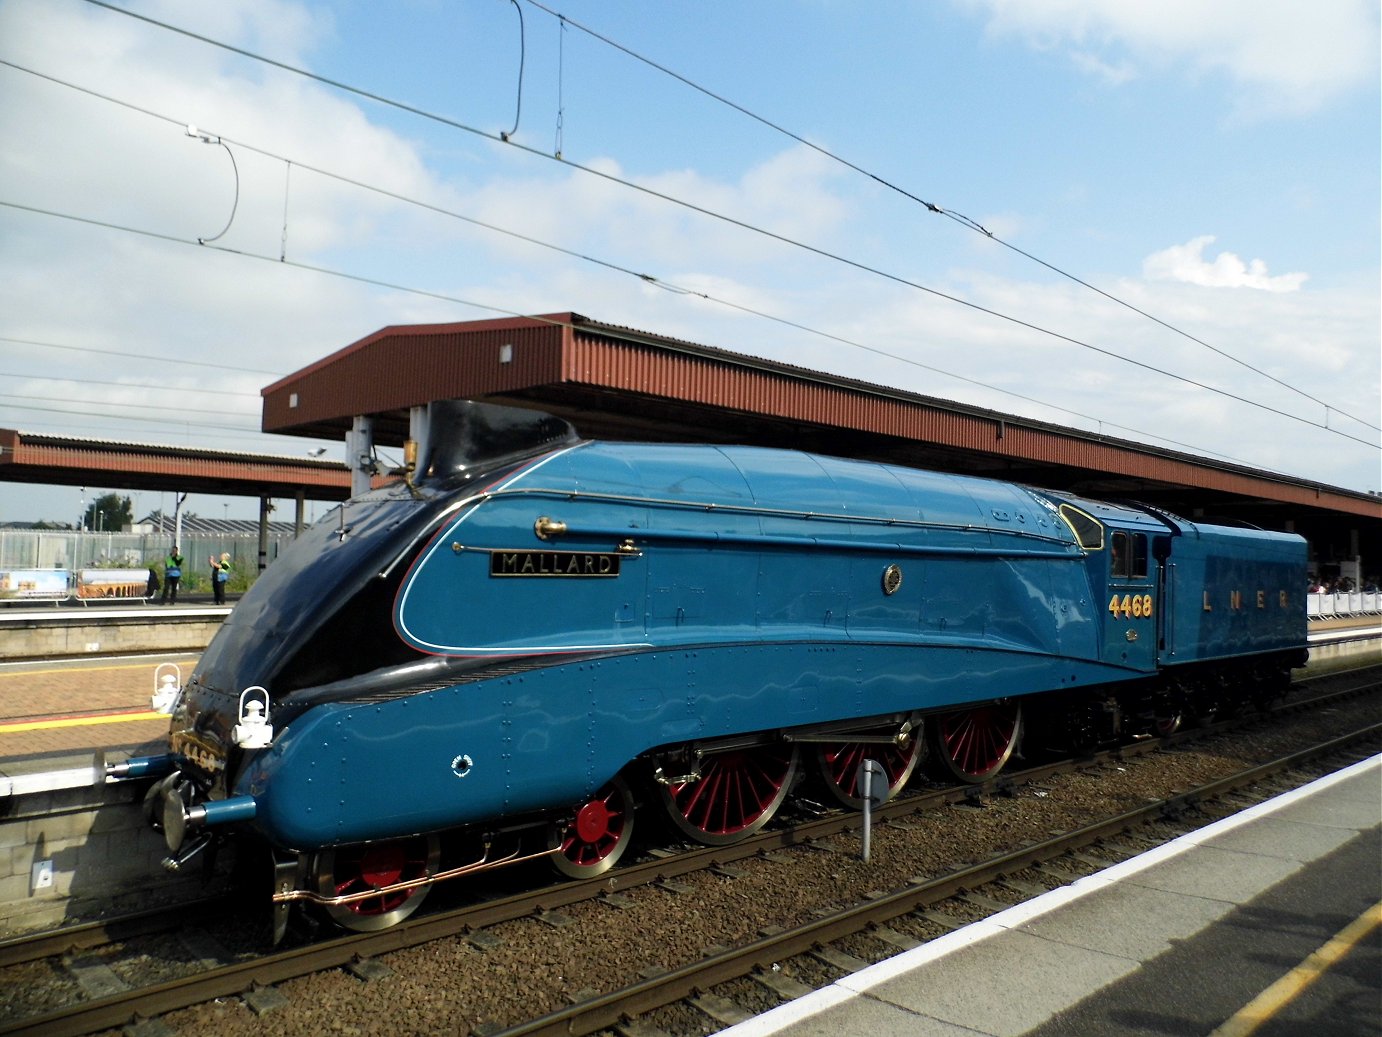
[261,312,1380,539]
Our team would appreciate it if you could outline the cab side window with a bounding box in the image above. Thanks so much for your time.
[1111,531,1130,578]
[1110,531,1148,579]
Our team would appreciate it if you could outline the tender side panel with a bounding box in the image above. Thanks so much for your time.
[1161,525,1307,664]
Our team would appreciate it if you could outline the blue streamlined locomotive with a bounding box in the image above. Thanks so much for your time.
[116,402,1307,935]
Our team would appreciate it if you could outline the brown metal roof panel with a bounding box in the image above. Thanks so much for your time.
[262,313,578,394]
[263,320,569,432]
[14,442,339,487]
[253,313,1378,526]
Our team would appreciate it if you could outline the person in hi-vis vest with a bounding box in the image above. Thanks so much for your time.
[211,552,231,605]
[161,545,184,604]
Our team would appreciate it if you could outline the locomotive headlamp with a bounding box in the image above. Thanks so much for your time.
[151,662,182,714]
[232,687,274,749]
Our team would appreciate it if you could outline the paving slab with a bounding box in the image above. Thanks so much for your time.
[863,929,1138,1036]
[751,988,991,1037]
[1120,842,1304,904]
[717,756,1381,1037]
[1198,812,1361,862]
[1010,879,1231,961]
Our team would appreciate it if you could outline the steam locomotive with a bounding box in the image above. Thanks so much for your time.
[113,401,1308,937]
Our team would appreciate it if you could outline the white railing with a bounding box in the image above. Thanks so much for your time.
[0,568,70,604]
[1308,591,1382,618]
[0,568,158,605]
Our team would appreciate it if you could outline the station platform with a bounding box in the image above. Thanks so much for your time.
[720,754,1382,1037]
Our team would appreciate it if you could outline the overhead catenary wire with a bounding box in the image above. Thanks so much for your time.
[0,390,253,418]
[2,400,264,432]
[0,370,261,398]
[500,0,524,143]
[0,57,1333,461]
[57,6,1379,442]
[5,196,1376,469]
[9,412,325,448]
[3,57,1374,468]
[0,334,283,376]
[518,0,1374,435]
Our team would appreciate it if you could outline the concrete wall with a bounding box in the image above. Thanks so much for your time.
[0,613,222,662]
[0,772,229,935]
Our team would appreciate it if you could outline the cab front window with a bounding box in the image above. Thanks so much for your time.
[1058,504,1104,550]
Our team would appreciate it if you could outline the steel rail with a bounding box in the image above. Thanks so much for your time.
[0,894,231,969]
[490,724,1382,1037]
[0,676,1374,1037]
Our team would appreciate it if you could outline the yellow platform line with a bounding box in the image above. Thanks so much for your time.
[0,710,166,733]
[0,658,194,680]
[1210,899,1382,1037]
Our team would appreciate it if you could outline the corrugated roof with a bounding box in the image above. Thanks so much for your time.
[0,428,350,500]
[260,312,1381,528]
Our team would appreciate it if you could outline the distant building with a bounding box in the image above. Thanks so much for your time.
[140,511,301,537]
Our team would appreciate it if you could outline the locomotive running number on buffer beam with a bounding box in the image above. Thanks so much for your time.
[111,401,1307,938]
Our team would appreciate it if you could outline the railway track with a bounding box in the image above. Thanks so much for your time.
[0,669,1371,970]
[500,727,1381,1037]
[0,670,1376,1036]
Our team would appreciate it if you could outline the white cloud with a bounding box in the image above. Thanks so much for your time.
[963,0,1380,114]
[1143,236,1308,292]
[829,264,1377,485]
[1069,50,1136,87]
[0,0,1376,530]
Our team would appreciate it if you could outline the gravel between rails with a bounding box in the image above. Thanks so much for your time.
[10,682,1374,1037]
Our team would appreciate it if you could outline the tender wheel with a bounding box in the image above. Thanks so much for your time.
[927,702,1022,784]
[658,745,799,845]
[1153,687,1187,737]
[548,776,636,879]
[1153,712,1184,737]
[814,731,923,809]
[314,834,440,931]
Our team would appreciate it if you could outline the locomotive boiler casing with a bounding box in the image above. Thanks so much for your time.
[165,435,1181,852]
[159,413,1307,857]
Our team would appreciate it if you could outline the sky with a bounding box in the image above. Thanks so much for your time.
[1,0,1378,526]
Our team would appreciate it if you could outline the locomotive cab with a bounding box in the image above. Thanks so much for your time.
[1101,526,1161,672]
[1055,498,1167,675]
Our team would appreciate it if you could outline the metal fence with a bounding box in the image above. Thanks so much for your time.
[1308,591,1382,618]
[0,530,295,591]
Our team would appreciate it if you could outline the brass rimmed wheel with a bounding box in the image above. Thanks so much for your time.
[814,729,923,809]
[548,776,636,879]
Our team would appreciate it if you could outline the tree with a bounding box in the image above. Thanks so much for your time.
[82,493,133,532]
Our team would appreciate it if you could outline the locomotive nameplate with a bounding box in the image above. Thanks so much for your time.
[490,550,622,577]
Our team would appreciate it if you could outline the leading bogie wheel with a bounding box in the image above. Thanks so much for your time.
[548,776,636,879]
[658,744,799,845]
[927,702,1022,784]
[313,833,441,931]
